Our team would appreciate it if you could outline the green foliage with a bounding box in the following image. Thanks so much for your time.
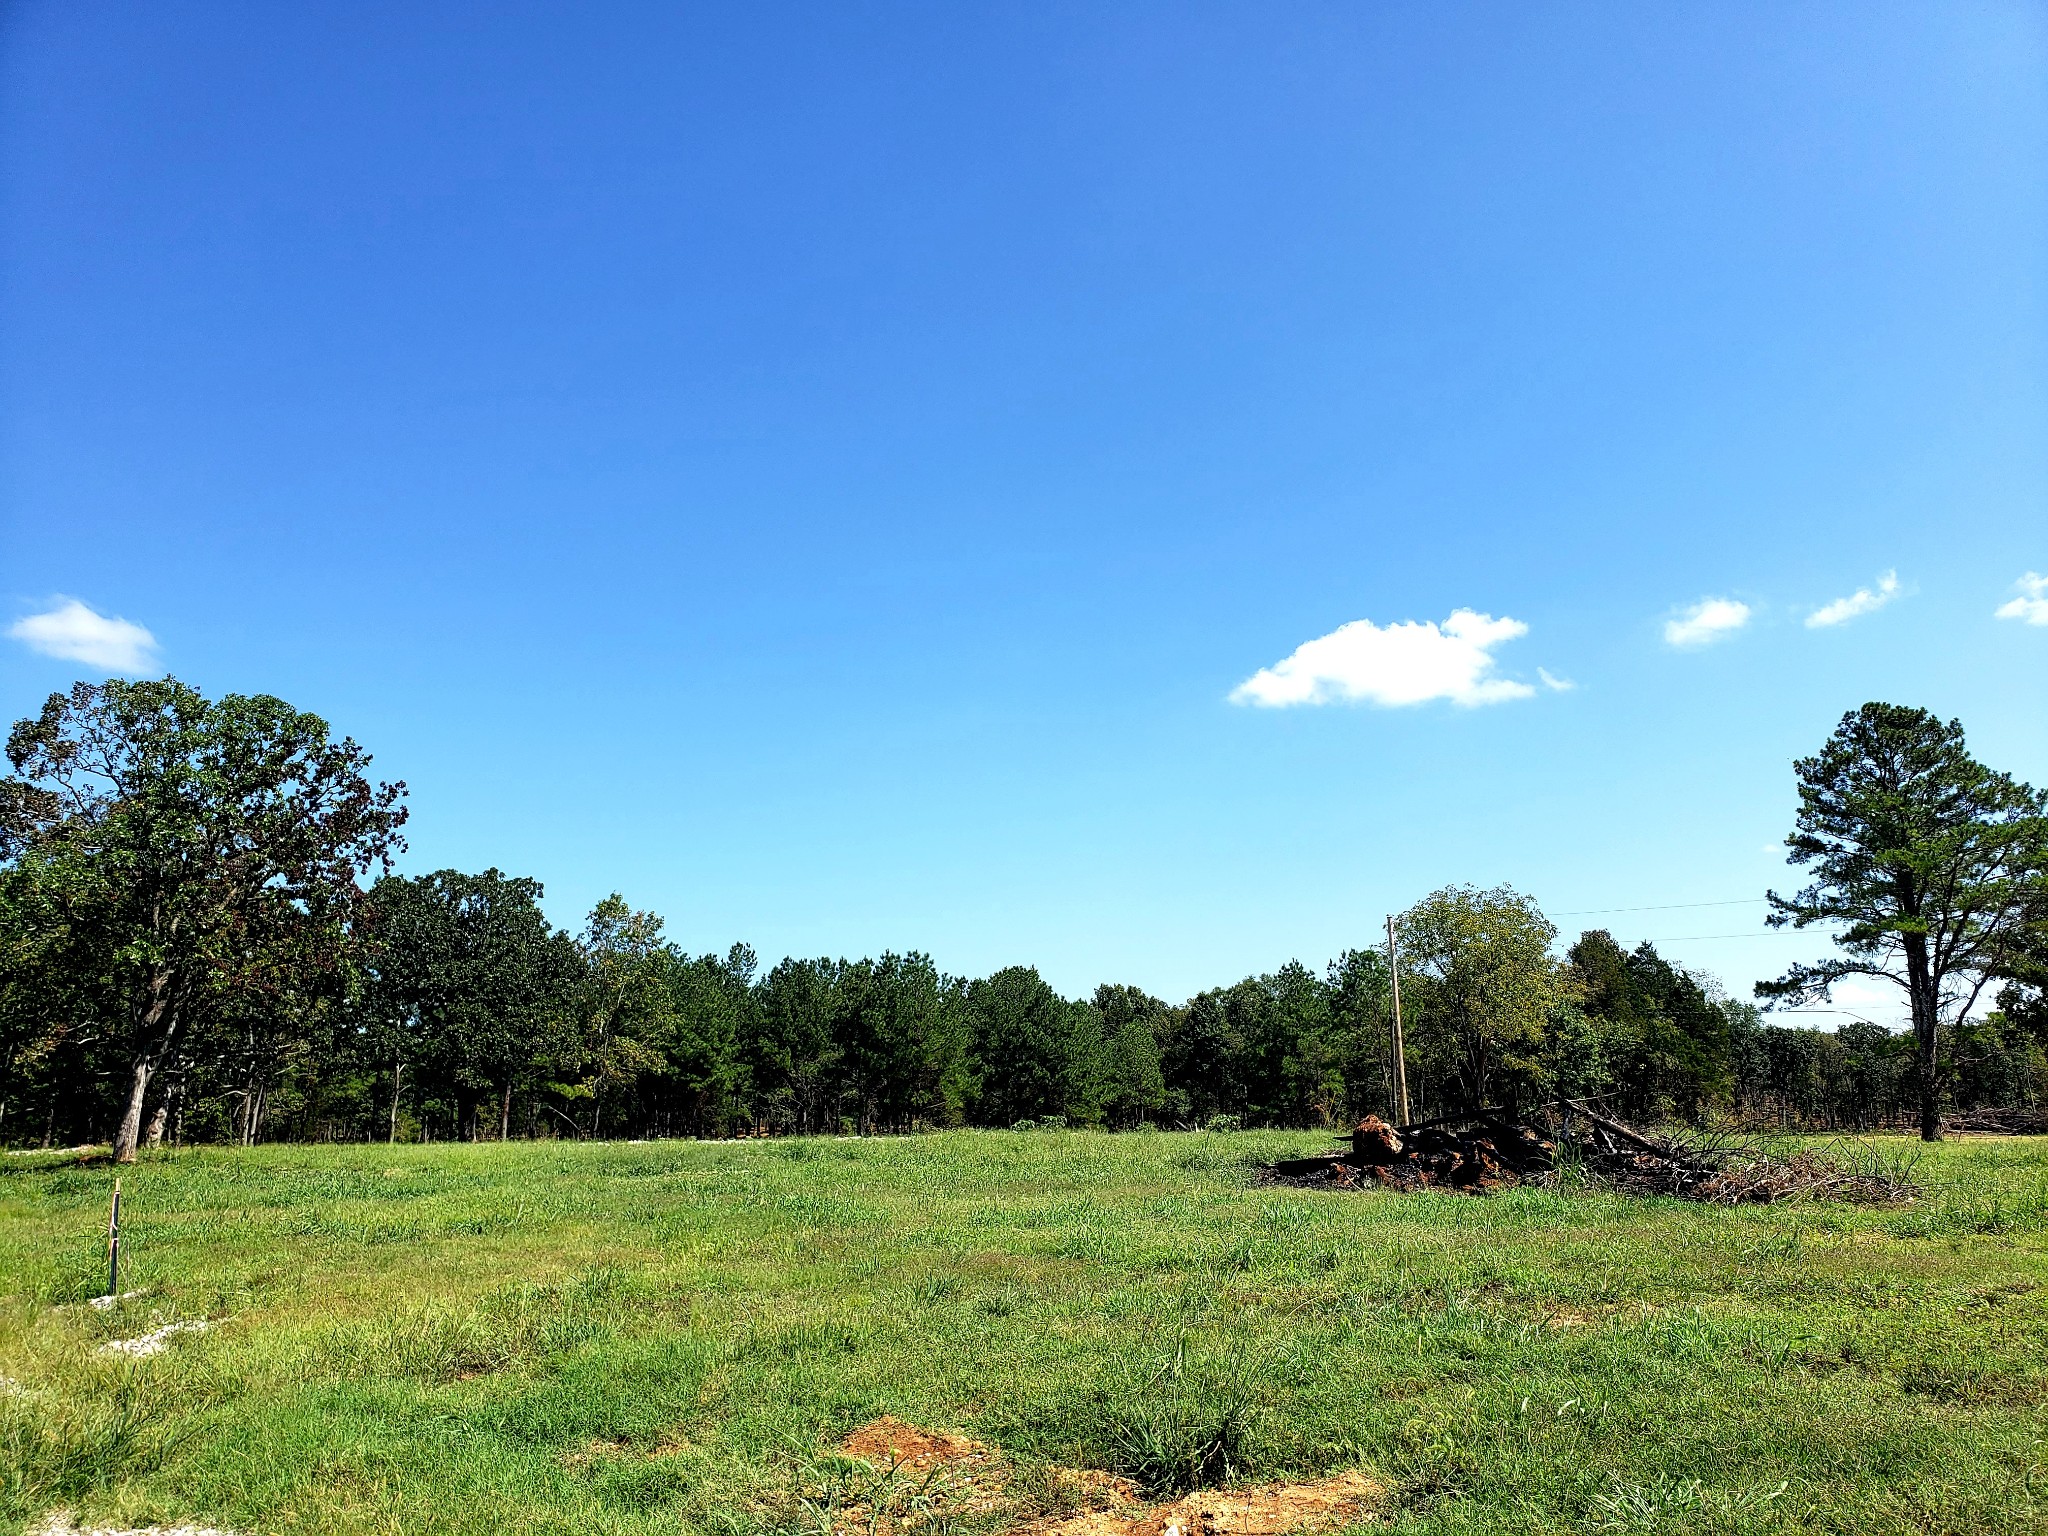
[968,966,1095,1126]
[7,683,2043,1151]
[1396,885,1566,1112]
[364,870,583,1139]
[0,678,407,1159]
[1570,931,1729,1120]
[1760,702,2048,1138]
[1101,1010,1166,1128]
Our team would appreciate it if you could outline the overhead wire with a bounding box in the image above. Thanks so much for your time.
[1547,897,1828,942]
[1550,897,1769,916]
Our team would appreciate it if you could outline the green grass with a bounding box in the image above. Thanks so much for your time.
[3,1130,2046,1536]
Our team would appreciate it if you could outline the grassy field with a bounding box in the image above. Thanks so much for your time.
[3,1130,2047,1536]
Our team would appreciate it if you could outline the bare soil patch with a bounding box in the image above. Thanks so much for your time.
[842,1416,1005,1474]
[833,1418,1378,1536]
[1029,1472,1380,1536]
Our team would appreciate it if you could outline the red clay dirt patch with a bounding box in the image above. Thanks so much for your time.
[832,1417,1016,1530]
[1026,1473,1380,1536]
[835,1418,1379,1536]
[842,1417,1005,1473]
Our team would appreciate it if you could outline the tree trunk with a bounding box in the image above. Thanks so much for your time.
[1905,933,1943,1141]
[158,1058,188,1148]
[1915,1038,1942,1141]
[113,1055,155,1164]
[499,1080,512,1141]
[389,1062,403,1144]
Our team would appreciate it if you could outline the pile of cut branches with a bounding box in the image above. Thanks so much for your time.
[1264,1110,1554,1194]
[1943,1107,2048,1135]
[1262,1104,1918,1206]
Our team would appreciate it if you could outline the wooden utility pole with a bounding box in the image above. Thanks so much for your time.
[1385,916,1411,1126]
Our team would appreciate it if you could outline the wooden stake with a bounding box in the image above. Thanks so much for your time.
[1386,916,1411,1126]
[106,1178,122,1299]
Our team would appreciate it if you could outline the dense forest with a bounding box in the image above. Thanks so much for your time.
[4,679,2043,1154]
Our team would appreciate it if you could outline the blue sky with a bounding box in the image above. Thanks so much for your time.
[4,2,2044,1017]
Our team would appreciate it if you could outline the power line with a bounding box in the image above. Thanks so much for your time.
[1552,897,1769,917]
[1652,930,1807,942]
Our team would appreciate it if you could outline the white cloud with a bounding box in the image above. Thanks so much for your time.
[1230,609,1538,709]
[1995,572,2048,626]
[1537,667,1575,692]
[8,599,159,673]
[1806,570,1899,628]
[1663,597,1750,649]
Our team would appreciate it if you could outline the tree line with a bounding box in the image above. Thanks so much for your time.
[3,682,2043,1157]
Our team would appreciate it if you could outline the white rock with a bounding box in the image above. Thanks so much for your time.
[97,1321,208,1358]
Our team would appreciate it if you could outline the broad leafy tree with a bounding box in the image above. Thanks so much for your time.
[363,868,581,1140]
[1759,703,2048,1139]
[1396,885,1567,1113]
[0,680,406,1160]
[578,894,675,1137]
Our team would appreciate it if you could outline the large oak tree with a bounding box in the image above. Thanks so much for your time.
[0,680,407,1160]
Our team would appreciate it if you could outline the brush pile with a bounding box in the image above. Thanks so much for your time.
[1942,1107,2048,1135]
[1266,1112,1550,1194]
[1263,1104,1917,1206]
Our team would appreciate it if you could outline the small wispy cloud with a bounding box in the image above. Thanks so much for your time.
[8,598,159,673]
[1995,572,2048,627]
[1663,597,1750,649]
[1806,570,1900,628]
[1537,668,1575,693]
[1230,609,1539,709]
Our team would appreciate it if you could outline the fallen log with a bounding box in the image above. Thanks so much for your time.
[1943,1107,2048,1136]
[1272,1154,1348,1178]
[1563,1102,1672,1157]
[1391,1107,1508,1135]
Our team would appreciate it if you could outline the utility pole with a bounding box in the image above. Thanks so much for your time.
[1385,916,1411,1126]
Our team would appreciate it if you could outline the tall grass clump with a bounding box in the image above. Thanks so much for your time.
[1056,1335,1270,1495]
[0,1381,185,1527]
